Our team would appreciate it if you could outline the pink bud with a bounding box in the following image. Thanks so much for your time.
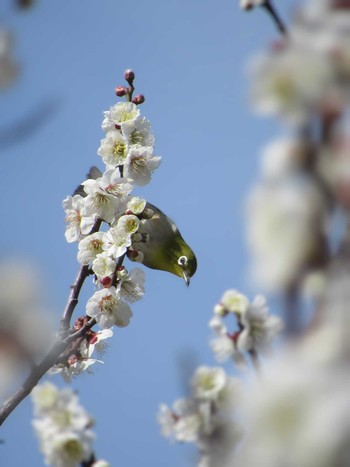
[115,86,128,97]
[124,69,135,83]
[100,276,112,288]
[132,94,145,105]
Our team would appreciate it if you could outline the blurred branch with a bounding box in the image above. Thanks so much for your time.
[0,97,61,150]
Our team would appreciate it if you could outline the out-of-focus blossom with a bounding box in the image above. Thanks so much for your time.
[237,294,283,353]
[235,341,350,467]
[214,289,249,316]
[250,43,333,124]
[210,291,282,368]
[0,260,53,400]
[260,138,310,180]
[32,382,95,467]
[247,177,327,290]
[158,367,241,456]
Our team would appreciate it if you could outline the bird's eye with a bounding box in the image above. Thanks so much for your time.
[178,255,188,266]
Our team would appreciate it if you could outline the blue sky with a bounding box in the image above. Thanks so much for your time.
[1,1,295,465]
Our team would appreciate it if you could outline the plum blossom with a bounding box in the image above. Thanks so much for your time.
[32,383,95,467]
[63,195,95,243]
[123,146,161,186]
[86,287,132,329]
[102,102,140,133]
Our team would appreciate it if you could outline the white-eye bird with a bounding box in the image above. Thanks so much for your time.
[74,167,197,285]
[135,202,197,285]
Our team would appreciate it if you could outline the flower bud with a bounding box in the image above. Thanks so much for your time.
[142,208,154,219]
[115,86,128,97]
[100,276,112,288]
[124,69,135,84]
[127,248,144,263]
[132,94,145,105]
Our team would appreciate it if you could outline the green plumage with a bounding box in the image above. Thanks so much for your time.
[75,167,197,284]
[136,203,197,284]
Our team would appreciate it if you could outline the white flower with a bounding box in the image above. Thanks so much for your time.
[157,398,202,443]
[250,44,332,124]
[102,229,131,259]
[121,117,155,148]
[92,253,116,280]
[191,366,227,402]
[209,316,246,368]
[235,348,350,467]
[39,430,94,467]
[63,195,95,243]
[32,383,94,436]
[77,232,105,265]
[215,289,249,315]
[115,214,140,234]
[100,169,134,198]
[97,130,128,167]
[86,287,132,329]
[117,267,145,303]
[102,102,140,133]
[81,179,119,224]
[87,328,113,358]
[237,295,283,353]
[31,382,60,416]
[261,138,307,180]
[127,196,146,215]
[124,146,161,186]
[247,178,327,290]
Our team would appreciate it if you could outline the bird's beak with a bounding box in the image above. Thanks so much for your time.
[182,271,190,286]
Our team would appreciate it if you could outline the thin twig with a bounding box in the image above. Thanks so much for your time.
[61,219,102,330]
[262,0,287,36]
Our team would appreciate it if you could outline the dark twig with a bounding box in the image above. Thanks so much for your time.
[61,219,102,330]
[262,0,287,36]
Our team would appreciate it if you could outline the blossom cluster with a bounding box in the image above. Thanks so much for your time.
[60,73,160,377]
[0,260,53,401]
[32,382,109,467]
[63,97,159,329]
[158,366,241,466]
[210,289,282,368]
[245,1,350,292]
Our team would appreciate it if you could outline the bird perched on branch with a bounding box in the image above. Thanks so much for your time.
[74,167,197,285]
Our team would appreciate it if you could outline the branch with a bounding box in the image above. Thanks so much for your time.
[262,0,287,36]
[61,219,102,330]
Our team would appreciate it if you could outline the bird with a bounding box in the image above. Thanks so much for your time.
[74,167,197,285]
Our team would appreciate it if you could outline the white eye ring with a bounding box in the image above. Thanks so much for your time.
[178,255,188,266]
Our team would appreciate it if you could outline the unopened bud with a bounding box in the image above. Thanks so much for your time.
[132,94,145,105]
[127,248,144,263]
[115,86,128,97]
[100,276,112,288]
[131,232,143,243]
[124,69,135,84]
[142,208,154,219]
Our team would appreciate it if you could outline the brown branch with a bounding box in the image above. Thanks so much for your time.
[0,218,103,426]
[61,219,102,331]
